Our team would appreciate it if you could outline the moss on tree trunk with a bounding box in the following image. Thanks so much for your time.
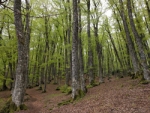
[0,98,27,113]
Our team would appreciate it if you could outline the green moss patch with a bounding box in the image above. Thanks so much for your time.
[140,80,150,85]
[87,82,99,88]
[56,85,72,94]
[0,98,27,113]
[57,99,73,106]
[0,98,7,112]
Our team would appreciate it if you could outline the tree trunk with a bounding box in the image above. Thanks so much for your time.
[78,0,86,93]
[118,0,139,74]
[106,26,124,71]
[113,10,131,70]
[12,0,27,107]
[25,0,30,88]
[72,0,79,99]
[87,0,94,85]
[127,0,150,80]
[2,62,8,91]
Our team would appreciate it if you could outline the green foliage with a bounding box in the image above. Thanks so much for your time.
[56,85,72,94]
[0,98,7,112]
[57,99,73,106]
[87,82,99,88]
[0,98,27,113]
[57,89,86,107]
[140,80,150,85]
[78,90,86,98]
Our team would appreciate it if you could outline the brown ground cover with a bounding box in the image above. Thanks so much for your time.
[0,76,150,113]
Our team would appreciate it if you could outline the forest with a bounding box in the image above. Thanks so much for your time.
[0,0,150,113]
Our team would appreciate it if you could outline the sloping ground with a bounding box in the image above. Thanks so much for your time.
[48,77,150,113]
[0,77,150,113]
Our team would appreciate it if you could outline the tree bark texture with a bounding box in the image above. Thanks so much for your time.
[87,0,94,85]
[12,0,27,107]
[25,0,30,88]
[72,0,79,99]
[78,0,86,93]
[127,0,150,80]
[118,0,139,74]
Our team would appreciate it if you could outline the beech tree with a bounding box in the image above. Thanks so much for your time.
[12,0,30,107]
[127,0,150,80]
[1,0,150,108]
[72,0,79,99]
[78,0,86,93]
[86,0,94,85]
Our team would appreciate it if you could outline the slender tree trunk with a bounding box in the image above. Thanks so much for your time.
[118,0,139,74]
[78,0,86,93]
[113,10,131,70]
[72,0,79,99]
[92,0,103,83]
[2,62,8,90]
[87,0,94,85]
[127,0,150,80]
[65,0,71,86]
[25,0,30,88]
[42,16,49,92]
[12,0,27,107]
[132,1,150,65]
[106,27,124,71]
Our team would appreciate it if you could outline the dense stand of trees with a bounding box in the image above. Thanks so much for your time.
[0,0,150,108]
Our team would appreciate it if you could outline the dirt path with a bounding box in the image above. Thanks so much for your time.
[0,77,150,113]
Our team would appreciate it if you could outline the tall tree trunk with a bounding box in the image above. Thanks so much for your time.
[42,16,49,92]
[87,0,94,85]
[2,62,8,91]
[12,0,27,107]
[65,0,71,86]
[132,1,150,65]
[127,0,150,80]
[118,0,139,74]
[106,26,124,71]
[78,0,86,93]
[25,0,30,88]
[113,10,131,70]
[72,0,79,99]
[92,0,103,83]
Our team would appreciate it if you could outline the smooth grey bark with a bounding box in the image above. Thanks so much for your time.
[127,0,150,80]
[118,0,139,74]
[78,0,86,93]
[12,0,27,107]
[72,0,79,99]
[132,1,150,65]
[65,0,71,86]
[87,0,94,85]
[42,16,50,92]
[25,0,30,88]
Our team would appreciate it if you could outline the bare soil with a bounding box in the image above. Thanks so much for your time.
[0,76,150,113]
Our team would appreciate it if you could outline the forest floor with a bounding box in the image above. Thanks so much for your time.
[0,76,150,113]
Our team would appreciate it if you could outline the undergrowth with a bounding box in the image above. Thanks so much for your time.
[56,85,72,94]
[0,98,27,113]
